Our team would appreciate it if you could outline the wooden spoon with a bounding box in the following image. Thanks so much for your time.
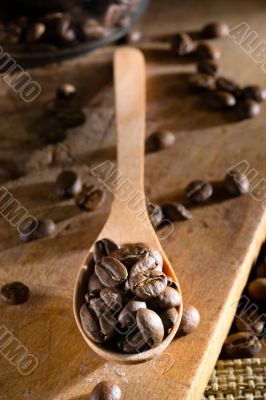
[73,47,183,364]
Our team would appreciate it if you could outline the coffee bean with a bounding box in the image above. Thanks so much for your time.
[147,202,164,229]
[146,130,175,153]
[110,243,162,269]
[130,269,168,300]
[136,308,164,348]
[197,42,221,60]
[179,305,200,335]
[90,297,108,319]
[216,77,241,96]
[224,332,262,358]
[118,300,147,328]
[119,328,148,354]
[94,239,119,263]
[88,273,104,297]
[54,110,86,128]
[95,256,128,287]
[1,282,29,305]
[201,21,229,38]
[171,32,194,56]
[148,287,181,310]
[129,255,162,282]
[90,381,122,400]
[80,303,103,344]
[237,99,261,119]
[56,83,77,99]
[26,22,46,43]
[242,85,266,102]
[224,169,250,196]
[162,202,192,222]
[188,73,215,91]
[56,170,82,198]
[100,288,123,312]
[255,263,266,278]
[248,278,266,302]
[167,276,178,290]
[197,60,219,76]
[206,90,236,110]
[235,311,264,336]
[75,185,105,212]
[186,180,213,203]
[19,218,55,242]
[158,308,179,334]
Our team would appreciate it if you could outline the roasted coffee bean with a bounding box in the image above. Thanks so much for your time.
[88,273,105,297]
[147,202,164,229]
[167,276,178,290]
[248,278,266,302]
[136,308,164,348]
[95,256,128,287]
[93,239,119,263]
[1,282,29,305]
[146,130,175,153]
[216,77,241,96]
[54,110,86,128]
[201,21,229,38]
[90,297,108,318]
[0,159,20,181]
[19,218,55,242]
[100,288,123,312]
[188,73,215,91]
[237,99,261,119]
[148,287,181,310]
[56,83,77,99]
[197,60,219,76]
[119,328,148,354]
[224,169,250,196]
[186,180,213,203]
[197,42,221,60]
[224,332,262,358]
[171,32,194,56]
[130,269,168,300]
[158,308,179,334]
[179,305,200,335]
[26,22,46,43]
[104,4,124,28]
[206,90,236,110]
[255,263,266,278]
[56,170,82,198]
[98,313,117,341]
[75,185,105,211]
[89,381,122,400]
[242,85,266,102]
[129,255,162,282]
[118,299,147,328]
[110,243,163,270]
[162,202,192,222]
[235,311,264,336]
[80,303,103,344]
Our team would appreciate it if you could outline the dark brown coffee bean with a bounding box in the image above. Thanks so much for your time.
[110,243,162,269]
[0,159,20,181]
[136,308,164,348]
[54,110,86,128]
[130,270,167,300]
[56,83,76,99]
[56,170,82,198]
[171,32,194,56]
[118,300,147,328]
[100,288,123,312]
[162,202,192,221]
[237,99,261,119]
[224,332,262,358]
[167,276,178,290]
[1,282,29,305]
[248,278,266,302]
[89,297,108,319]
[95,256,128,287]
[90,381,122,400]
[179,305,200,335]
[146,131,175,153]
[186,180,213,203]
[79,18,105,40]
[188,73,215,91]
[119,328,148,354]
[80,303,103,344]
[148,287,181,310]
[26,22,46,43]
[158,308,179,334]
[255,263,266,278]
[216,77,241,96]
[93,239,119,263]
[75,185,105,212]
[104,4,124,28]
[242,85,266,102]
[129,255,162,281]
[206,90,236,110]
[19,219,55,242]
[87,273,104,297]
[197,60,219,76]
[235,311,264,336]
[197,42,221,60]
[147,202,164,229]
[201,21,229,39]
[224,169,250,196]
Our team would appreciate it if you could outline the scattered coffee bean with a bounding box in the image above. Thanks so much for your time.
[158,308,179,334]
[1,282,30,305]
[146,130,175,152]
[197,42,221,60]
[179,305,200,335]
[237,99,261,119]
[188,73,215,91]
[223,332,262,358]
[56,170,82,198]
[206,90,236,110]
[19,218,55,242]
[171,32,194,56]
[216,77,241,96]
[248,278,266,302]
[130,269,168,300]
[95,256,128,287]
[162,202,192,221]
[197,60,219,76]
[186,180,213,203]
[56,83,77,99]
[201,21,229,39]
[136,308,164,348]
[118,300,147,328]
[89,381,122,400]
[75,185,105,211]
[93,239,119,263]
[26,22,46,43]
[224,169,250,196]
[147,202,164,229]
[242,85,266,102]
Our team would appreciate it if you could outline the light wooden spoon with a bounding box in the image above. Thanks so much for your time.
[73,47,182,364]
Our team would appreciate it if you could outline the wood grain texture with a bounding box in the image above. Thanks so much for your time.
[1,0,266,399]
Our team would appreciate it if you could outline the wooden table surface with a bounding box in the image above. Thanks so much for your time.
[1,0,266,399]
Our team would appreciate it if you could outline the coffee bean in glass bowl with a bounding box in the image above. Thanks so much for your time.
[197,60,219,76]
[242,85,266,102]
[1,282,30,305]
[224,169,250,196]
[56,83,77,99]
[201,21,229,39]
[55,170,82,198]
[197,42,221,60]
[89,381,122,400]
[162,203,192,222]
[75,185,105,211]
[146,130,175,153]
[171,32,194,56]
[178,305,200,335]
[237,99,261,119]
[186,180,213,203]
[19,218,55,242]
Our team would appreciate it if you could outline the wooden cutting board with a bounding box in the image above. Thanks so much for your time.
[1,0,266,399]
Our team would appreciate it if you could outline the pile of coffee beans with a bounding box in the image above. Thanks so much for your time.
[80,239,181,354]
